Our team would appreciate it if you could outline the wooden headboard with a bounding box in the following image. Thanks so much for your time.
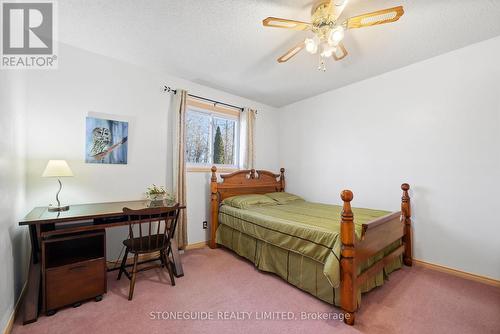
[209,166,285,248]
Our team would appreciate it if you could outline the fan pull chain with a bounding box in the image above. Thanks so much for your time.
[318,56,326,72]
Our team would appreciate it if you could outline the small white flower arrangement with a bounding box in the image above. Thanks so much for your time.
[145,185,174,203]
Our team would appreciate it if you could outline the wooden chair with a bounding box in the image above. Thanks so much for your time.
[117,205,179,300]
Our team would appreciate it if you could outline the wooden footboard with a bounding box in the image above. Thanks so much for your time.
[340,184,412,325]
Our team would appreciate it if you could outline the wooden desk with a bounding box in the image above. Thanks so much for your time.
[19,200,186,325]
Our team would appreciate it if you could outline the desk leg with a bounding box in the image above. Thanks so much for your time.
[170,239,184,277]
[21,225,41,324]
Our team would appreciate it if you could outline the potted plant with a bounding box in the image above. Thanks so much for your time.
[145,185,173,206]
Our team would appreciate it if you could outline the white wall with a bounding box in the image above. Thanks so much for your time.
[0,71,30,330]
[24,43,280,259]
[278,36,500,280]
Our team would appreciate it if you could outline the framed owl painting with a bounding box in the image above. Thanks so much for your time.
[85,117,128,164]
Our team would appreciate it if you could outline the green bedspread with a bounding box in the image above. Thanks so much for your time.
[217,201,392,288]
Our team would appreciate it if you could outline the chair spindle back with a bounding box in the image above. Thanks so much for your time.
[122,204,180,251]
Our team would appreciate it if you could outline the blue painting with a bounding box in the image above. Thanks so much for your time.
[85,117,128,164]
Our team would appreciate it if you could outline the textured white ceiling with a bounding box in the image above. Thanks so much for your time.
[58,0,500,107]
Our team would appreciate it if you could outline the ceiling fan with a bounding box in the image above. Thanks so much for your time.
[262,0,404,71]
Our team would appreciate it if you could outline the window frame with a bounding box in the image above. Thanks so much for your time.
[185,99,240,173]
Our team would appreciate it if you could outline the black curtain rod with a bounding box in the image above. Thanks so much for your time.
[164,86,245,112]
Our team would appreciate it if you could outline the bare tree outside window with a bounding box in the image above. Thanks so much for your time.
[185,108,238,167]
[185,111,210,164]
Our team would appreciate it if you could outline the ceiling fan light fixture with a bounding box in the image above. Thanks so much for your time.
[305,37,319,54]
[262,3,405,69]
[329,26,345,45]
[320,43,336,58]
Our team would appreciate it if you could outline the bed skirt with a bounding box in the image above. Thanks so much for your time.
[216,224,402,306]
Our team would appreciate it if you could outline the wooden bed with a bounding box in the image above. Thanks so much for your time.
[209,166,412,326]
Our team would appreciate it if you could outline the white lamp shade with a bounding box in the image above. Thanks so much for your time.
[42,160,74,177]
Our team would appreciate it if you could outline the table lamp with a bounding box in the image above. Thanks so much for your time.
[42,160,74,212]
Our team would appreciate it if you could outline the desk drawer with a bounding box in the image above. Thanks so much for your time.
[46,258,106,310]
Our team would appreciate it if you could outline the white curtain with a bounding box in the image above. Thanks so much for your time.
[239,108,256,169]
[171,89,188,249]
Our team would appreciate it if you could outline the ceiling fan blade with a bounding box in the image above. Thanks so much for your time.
[333,42,348,61]
[263,17,311,31]
[277,41,305,63]
[346,6,404,29]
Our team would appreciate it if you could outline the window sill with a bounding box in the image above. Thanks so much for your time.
[187,166,239,173]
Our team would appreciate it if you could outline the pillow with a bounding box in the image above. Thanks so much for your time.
[265,192,304,204]
[222,194,277,209]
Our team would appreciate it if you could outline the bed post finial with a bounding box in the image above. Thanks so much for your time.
[211,166,217,182]
[280,168,285,191]
[401,183,412,266]
[209,166,218,249]
[340,189,356,325]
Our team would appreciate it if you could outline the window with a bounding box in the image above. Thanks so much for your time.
[185,101,239,171]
